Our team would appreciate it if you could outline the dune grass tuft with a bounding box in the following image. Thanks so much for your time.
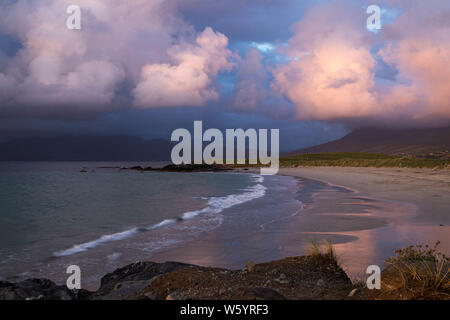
[308,240,340,267]
[381,241,449,299]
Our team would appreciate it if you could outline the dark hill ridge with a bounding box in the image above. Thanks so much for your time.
[2,127,449,161]
[0,136,173,161]
[290,126,450,156]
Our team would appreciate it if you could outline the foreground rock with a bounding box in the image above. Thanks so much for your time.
[0,279,90,300]
[0,256,355,300]
[90,261,193,300]
[136,256,352,300]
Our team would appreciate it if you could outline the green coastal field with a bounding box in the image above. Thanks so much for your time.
[279,152,450,168]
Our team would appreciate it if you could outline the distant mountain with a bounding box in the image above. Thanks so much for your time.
[0,136,173,161]
[289,127,450,155]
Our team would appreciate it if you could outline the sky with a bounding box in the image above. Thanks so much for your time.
[0,0,449,151]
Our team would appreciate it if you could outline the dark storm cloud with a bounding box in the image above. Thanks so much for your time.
[0,107,349,152]
[175,0,311,43]
[0,0,448,147]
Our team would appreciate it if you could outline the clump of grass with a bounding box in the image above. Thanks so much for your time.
[308,240,339,266]
[308,242,321,257]
[382,241,449,300]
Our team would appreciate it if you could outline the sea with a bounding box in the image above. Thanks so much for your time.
[0,162,303,288]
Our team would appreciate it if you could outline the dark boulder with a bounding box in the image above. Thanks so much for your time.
[90,261,192,299]
[0,279,90,300]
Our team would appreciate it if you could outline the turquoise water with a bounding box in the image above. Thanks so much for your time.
[2,162,445,288]
[0,162,297,286]
[0,162,253,250]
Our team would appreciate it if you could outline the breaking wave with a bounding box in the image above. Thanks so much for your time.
[54,174,266,257]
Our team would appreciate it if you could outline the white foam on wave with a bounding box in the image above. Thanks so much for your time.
[252,174,264,184]
[53,174,266,257]
[147,219,177,230]
[54,228,138,257]
[177,174,266,220]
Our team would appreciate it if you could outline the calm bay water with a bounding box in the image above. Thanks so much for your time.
[1,162,442,288]
[0,162,300,287]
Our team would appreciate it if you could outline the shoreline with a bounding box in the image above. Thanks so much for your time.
[239,166,449,277]
[276,167,450,277]
[71,166,449,288]
[137,168,426,282]
[277,167,450,224]
[1,166,448,300]
[0,169,271,288]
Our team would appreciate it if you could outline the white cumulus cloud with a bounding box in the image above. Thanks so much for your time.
[0,0,234,116]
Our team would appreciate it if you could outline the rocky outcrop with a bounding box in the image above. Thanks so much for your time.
[0,256,355,300]
[0,279,90,300]
[118,164,232,173]
[120,166,154,171]
[134,256,353,300]
[89,261,193,300]
[159,164,231,172]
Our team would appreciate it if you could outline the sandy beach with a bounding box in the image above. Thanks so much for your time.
[8,165,446,290]
[2,166,448,300]
[279,167,450,224]
[147,167,450,281]
[277,167,450,277]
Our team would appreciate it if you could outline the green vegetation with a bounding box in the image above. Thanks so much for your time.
[305,241,449,300]
[279,152,450,168]
[308,240,340,267]
[380,242,449,300]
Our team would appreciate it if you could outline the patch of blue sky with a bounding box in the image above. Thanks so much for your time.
[0,34,23,56]
[229,40,291,67]
[381,6,403,26]
[250,42,275,53]
[217,73,236,96]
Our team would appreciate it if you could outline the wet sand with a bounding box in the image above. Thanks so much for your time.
[148,167,449,281]
[280,167,450,224]
[279,167,450,279]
